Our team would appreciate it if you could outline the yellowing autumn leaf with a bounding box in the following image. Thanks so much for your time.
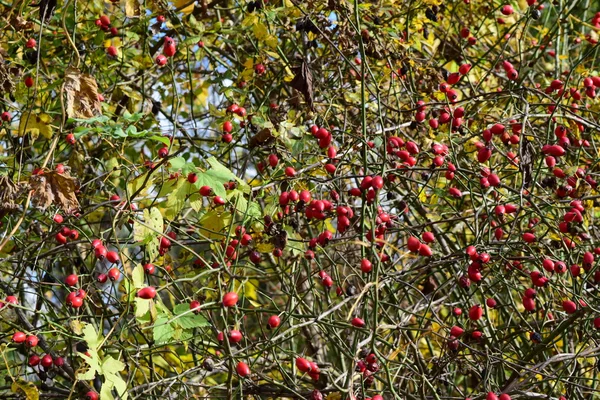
[11,379,39,400]
[253,23,268,40]
[173,0,195,14]
[17,112,53,139]
[125,0,141,17]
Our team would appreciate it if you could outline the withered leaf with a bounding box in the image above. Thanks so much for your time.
[520,140,534,189]
[64,67,102,119]
[290,60,314,111]
[0,57,15,98]
[9,16,34,31]
[248,128,274,149]
[0,176,23,217]
[30,170,79,213]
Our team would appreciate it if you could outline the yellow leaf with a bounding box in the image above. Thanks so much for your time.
[198,210,231,239]
[173,0,195,14]
[11,379,39,400]
[256,242,274,253]
[17,112,53,140]
[253,22,268,40]
[125,0,141,17]
[265,35,278,49]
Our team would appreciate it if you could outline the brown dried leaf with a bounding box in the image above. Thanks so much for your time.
[0,60,15,98]
[30,171,79,213]
[9,16,34,31]
[290,60,314,111]
[248,128,274,149]
[520,140,534,189]
[64,67,102,119]
[0,176,23,217]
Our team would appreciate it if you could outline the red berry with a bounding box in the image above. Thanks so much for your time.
[284,167,296,177]
[360,258,372,273]
[26,335,39,347]
[267,315,281,329]
[501,4,514,15]
[40,354,53,369]
[236,361,250,377]
[144,263,155,275]
[295,357,312,372]
[85,391,99,400]
[65,274,78,287]
[562,300,577,314]
[351,317,365,327]
[108,267,121,281]
[469,305,483,321]
[106,251,119,263]
[12,332,26,343]
[106,46,118,57]
[29,355,40,366]
[100,15,111,26]
[26,38,36,48]
[222,292,239,307]
[24,76,34,87]
[137,286,157,299]
[155,55,167,66]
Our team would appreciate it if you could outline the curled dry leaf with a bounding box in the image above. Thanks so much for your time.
[0,55,15,99]
[0,175,24,218]
[30,170,79,214]
[9,15,34,31]
[248,128,274,149]
[290,60,314,111]
[64,67,102,119]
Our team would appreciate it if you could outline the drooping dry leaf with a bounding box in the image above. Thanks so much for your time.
[520,140,534,189]
[0,58,15,98]
[248,128,274,149]
[30,170,79,213]
[64,67,102,119]
[0,175,23,218]
[290,60,314,111]
[9,15,34,31]
[125,0,141,17]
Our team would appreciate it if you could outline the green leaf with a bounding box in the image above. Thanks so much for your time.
[172,304,210,329]
[153,315,175,344]
[133,208,163,245]
[132,264,145,289]
[168,156,187,171]
[189,193,203,212]
[82,323,102,351]
[149,135,171,146]
[165,179,193,220]
[135,297,151,319]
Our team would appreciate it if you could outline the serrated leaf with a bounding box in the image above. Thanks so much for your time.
[165,179,193,220]
[189,193,203,212]
[153,315,175,344]
[168,156,187,171]
[173,304,210,329]
[18,112,53,140]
